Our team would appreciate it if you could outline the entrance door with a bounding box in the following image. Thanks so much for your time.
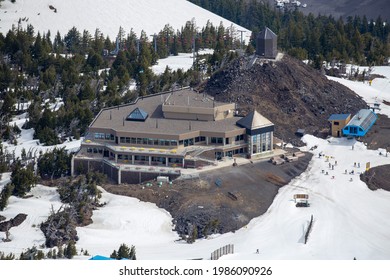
[252,145,257,154]
[337,130,340,137]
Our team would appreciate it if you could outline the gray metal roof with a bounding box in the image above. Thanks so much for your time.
[345,109,377,131]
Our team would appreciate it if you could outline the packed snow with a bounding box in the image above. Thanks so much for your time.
[1,67,390,260]
[0,0,250,41]
[151,49,214,75]
[327,66,390,116]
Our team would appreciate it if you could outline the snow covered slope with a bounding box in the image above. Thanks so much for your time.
[0,0,250,39]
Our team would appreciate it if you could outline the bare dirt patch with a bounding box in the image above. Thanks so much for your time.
[102,152,312,240]
[360,164,390,192]
[360,114,390,152]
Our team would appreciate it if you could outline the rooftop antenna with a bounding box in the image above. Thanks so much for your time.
[156,119,158,129]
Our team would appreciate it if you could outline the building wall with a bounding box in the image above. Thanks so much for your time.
[330,116,351,137]
[162,103,235,121]
[256,38,277,58]
[248,131,273,156]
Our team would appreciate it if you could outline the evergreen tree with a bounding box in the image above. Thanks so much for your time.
[64,241,77,259]
[0,183,14,211]
[37,147,71,180]
[10,161,37,197]
[110,243,136,260]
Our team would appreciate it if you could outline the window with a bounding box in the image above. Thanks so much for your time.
[195,137,200,143]
[94,133,105,139]
[334,121,340,125]
[200,136,206,142]
[120,137,125,143]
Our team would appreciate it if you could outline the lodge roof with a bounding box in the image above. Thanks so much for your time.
[236,110,273,130]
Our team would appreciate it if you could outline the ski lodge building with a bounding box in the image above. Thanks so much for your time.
[71,88,275,184]
[342,109,377,137]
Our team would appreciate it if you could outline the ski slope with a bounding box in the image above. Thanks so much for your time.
[0,0,250,40]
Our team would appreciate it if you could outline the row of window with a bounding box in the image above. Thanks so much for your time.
[85,148,183,164]
[120,137,178,146]
[117,154,182,164]
[94,133,114,140]
[249,132,272,154]
[94,132,246,146]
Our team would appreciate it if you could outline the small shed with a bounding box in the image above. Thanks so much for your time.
[256,27,278,59]
[342,109,377,137]
[328,113,351,137]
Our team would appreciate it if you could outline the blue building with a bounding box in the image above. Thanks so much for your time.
[342,109,377,137]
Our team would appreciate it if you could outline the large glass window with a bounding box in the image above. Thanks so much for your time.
[94,133,105,139]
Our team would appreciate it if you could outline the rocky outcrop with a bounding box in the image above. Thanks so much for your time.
[204,54,368,145]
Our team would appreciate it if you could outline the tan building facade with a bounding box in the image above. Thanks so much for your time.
[328,114,351,137]
[72,88,275,184]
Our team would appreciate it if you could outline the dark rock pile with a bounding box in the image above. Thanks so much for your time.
[203,54,368,145]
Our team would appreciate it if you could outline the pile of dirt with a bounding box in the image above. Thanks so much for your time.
[103,152,312,241]
[202,54,368,146]
[360,164,390,191]
[360,114,390,151]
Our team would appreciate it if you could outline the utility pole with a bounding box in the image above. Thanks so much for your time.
[237,30,247,50]
[150,34,157,53]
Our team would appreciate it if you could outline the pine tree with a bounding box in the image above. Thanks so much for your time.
[65,241,77,259]
[10,161,37,197]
